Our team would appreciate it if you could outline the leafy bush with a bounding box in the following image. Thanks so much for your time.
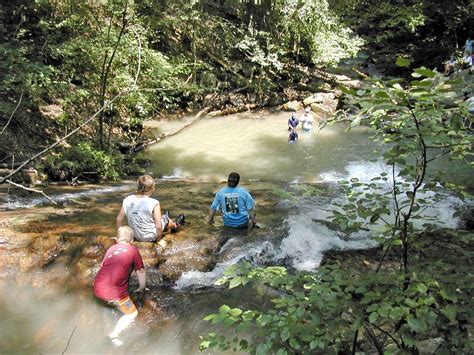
[42,142,122,181]
[201,257,473,354]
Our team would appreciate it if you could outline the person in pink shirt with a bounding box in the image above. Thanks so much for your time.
[94,226,146,346]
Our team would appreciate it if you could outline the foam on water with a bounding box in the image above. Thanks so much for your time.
[274,197,378,271]
[319,159,393,183]
[174,240,275,290]
[161,168,187,180]
[0,184,132,211]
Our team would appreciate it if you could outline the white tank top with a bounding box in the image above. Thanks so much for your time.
[123,195,160,242]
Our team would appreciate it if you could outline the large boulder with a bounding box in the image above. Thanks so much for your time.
[303,92,335,106]
[282,100,302,112]
[333,74,363,88]
[154,233,228,282]
[132,232,228,282]
[304,93,338,119]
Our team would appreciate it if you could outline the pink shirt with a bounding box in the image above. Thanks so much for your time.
[94,243,145,301]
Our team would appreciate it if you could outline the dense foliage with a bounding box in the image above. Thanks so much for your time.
[1,0,361,179]
[1,0,471,181]
[334,0,474,73]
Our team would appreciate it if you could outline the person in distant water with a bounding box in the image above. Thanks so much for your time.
[464,38,473,55]
[93,226,146,346]
[300,107,315,132]
[288,128,298,143]
[444,55,457,76]
[207,172,258,229]
[462,38,474,69]
[116,175,184,243]
[288,112,299,131]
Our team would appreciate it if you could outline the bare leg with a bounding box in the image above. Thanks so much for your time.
[109,310,138,345]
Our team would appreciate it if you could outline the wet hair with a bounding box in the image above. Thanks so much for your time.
[137,175,155,193]
[228,172,240,188]
[117,226,134,243]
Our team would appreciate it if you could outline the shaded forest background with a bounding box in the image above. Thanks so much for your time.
[0,0,472,180]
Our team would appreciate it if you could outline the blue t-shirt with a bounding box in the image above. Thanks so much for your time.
[288,117,299,128]
[211,186,255,227]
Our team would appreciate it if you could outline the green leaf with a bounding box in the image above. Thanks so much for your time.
[443,305,457,321]
[416,283,428,293]
[229,308,243,317]
[368,312,378,323]
[396,57,411,67]
[340,85,356,95]
[413,67,437,78]
[281,328,290,341]
[370,214,380,223]
[407,315,427,333]
[203,314,215,321]
[219,305,231,313]
[289,337,300,350]
[229,276,242,289]
[351,115,362,128]
[200,340,211,350]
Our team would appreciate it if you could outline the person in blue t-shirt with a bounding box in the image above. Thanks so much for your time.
[288,112,299,131]
[207,172,257,229]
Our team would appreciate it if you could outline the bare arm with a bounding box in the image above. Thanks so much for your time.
[207,208,216,225]
[249,208,257,224]
[135,268,146,291]
[116,206,126,228]
[153,203,163,240]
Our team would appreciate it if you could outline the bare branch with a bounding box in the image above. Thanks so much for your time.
[132,28,142,87]
[5,179,57,205]
[133,107,209,152]
[1,93,24,134]
[61,325,77,355]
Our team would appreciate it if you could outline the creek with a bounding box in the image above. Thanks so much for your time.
[0,110,468,354]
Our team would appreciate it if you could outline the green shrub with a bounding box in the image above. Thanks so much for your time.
[42,142,122,181]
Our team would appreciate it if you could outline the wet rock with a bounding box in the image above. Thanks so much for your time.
[303,92,335,106]
[133,235,221,281]
[117,141,133,154]
[333,74,363,88]
[135,242,160,266]
[458,207,474,230]
[282,100,302,111]
[416,337,443,353]
[303,92,338,120]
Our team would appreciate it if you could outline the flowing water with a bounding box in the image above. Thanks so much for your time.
[0,110,469,354]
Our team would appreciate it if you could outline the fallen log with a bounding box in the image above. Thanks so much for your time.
[132,107,210,152]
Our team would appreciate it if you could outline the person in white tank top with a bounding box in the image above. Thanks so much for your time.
[116,175,164,242]
[116,175,184,243]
